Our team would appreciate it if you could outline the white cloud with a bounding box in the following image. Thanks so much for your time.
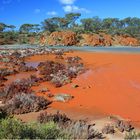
[63,5,90,13]
[59,0,76,5]
[47,11,57,16]
[34,9,41,14]
[59,0,90,14]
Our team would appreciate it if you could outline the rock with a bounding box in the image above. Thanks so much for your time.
[48,31,77,46]
[72,84,79,88]
[79,33,139,46]
[80,34,101,46]
[102,124,115,134]
[47,93,54,98]
[54,93,74,102]
[39,88,50,93]
[115,120,134,132]
[112,35,139,46]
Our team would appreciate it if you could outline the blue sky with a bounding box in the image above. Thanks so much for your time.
[0,0,140,28]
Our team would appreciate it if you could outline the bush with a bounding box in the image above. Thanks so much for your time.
[0,108,8,119]
[125,131,140,140]
[37,111,104,139]
[0,117,68,139]
[36,121,68,139]
[38,58,85,87]
[0,79,33,103]
[5,92,51,114]
[64,120,104,139]
[37,111,70,124]
[0,117,27,139]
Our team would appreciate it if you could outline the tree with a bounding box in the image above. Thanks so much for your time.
[81,18,94,32]
[102,18,114,29]
[6,25,16,31]
[92,16,102,32]
[19,24,40,33]
[42,18,59,32]
[0,23,7,32]
[65,13,81,28]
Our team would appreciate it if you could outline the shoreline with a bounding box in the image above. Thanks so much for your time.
[1,45,140,53]
[1,47,140,138]
[23,51,140,125]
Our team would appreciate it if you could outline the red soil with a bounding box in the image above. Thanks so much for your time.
[6,51,140,125]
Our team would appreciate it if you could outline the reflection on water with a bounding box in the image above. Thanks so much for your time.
[129,80,140,89]
[1,45,140,53]
[26,62,39,68]
[50,46,140,53]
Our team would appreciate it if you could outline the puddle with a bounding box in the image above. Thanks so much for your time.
[130,80,140,89]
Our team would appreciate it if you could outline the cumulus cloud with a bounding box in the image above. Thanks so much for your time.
[47,11,57,16]
[59,0,76,5]
[59,0,90,14]
[63,5,90,13]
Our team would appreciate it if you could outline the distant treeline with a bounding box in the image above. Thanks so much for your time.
[0,13,140,41]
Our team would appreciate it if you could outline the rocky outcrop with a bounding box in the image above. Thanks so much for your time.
[47,31,77,46]
[38,31,140,46]
[78,33,112,46]
[100,33,113,46]
[1,30,139,46]
[112,35,139,46]
[78,33,139,46]
[79,34,103,46]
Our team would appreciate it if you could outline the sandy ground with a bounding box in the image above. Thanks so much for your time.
[7,51,140,128]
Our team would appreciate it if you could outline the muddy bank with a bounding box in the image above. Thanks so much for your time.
[40,31,140,46]
[25,51,140,126]
[0,48,140,130]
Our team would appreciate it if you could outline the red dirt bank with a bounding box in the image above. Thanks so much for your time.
[40,31,139,46]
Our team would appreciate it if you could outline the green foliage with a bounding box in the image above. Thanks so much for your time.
[0,117,26,139]
[3,31,18,40]
[42,12,81,32]
[0,109,8,119]
[0,23,15,32]
[125,131,140,139]
[0,117,68,139]
[81,18,95,32]
[42,18,60,32]
[65,13,81,28]
[1,13,140,45]
[35,122,68,139]
[19,24,40,33]
[0,23,7,32]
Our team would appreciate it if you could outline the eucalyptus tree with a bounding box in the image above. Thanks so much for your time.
[65,13,81,28]
[19,24,40,33]
[0,23,7,32]
[80,18,94,32]
[42,18,60,32]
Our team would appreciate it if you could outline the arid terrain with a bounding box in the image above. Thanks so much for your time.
[1,0,140,138]
[23,51,140,123]
[0,47,140,139]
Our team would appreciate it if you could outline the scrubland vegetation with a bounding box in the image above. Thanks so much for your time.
[0,13,140,45]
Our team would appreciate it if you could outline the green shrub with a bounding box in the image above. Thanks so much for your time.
[0,117,69,139]
[0,117,25,139]
[35,121,69,139]
[0,108,8,119]
[125,131,140,139]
